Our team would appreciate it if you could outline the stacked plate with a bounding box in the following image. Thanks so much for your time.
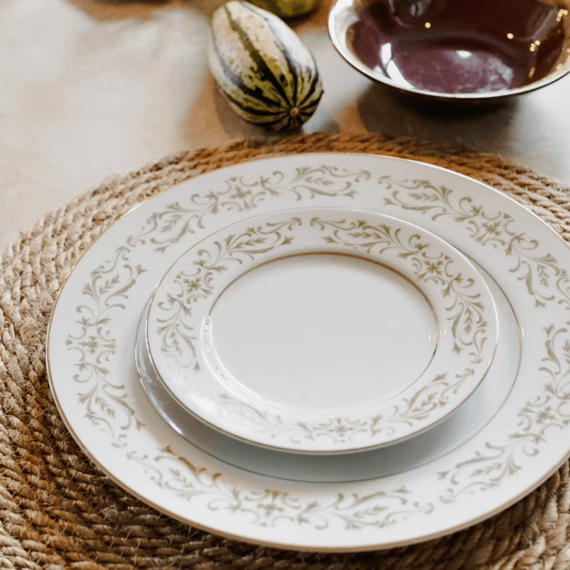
[47,153,570,552]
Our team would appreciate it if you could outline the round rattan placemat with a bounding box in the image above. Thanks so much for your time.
[2,133,570,570]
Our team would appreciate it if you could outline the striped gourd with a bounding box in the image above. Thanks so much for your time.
[246,0,322,18]
[208,1,324,131]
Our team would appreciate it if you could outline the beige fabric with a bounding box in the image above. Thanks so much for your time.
[2,133,570,570]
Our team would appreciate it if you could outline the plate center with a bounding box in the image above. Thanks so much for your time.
[206,253,438,414]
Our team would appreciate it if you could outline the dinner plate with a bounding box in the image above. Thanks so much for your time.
[146,207,498,454]
[136,250,520,481]
[47,154,570,552]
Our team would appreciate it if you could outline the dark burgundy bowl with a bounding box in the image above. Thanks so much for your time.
[329,0,570,102]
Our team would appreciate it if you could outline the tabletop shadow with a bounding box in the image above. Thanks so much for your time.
[356,83,520,150]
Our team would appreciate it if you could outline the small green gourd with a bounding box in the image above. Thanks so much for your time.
[246,0,322,18]
[208,1,324,131]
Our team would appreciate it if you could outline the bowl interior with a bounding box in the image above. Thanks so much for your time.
[329,0,570,100]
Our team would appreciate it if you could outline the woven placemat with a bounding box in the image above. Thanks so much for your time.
[2,133,570,570]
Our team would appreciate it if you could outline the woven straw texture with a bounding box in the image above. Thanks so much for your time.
[2,133,570,570]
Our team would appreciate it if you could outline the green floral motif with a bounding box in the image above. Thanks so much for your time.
[64,164,570,534]
[439,324,570,501]
[128,166,367,253]
[129,446,434,529]
[215,395,386,443]
[381,177,570,309]
[154,218,301,374]
[66,246,147,447]
[195,215,492,446]
[66,165,367,446]
[312,217,489,364]
[381,176,570,499]
[216,371,473,445]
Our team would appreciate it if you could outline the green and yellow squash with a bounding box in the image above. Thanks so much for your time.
[207,1,324,131]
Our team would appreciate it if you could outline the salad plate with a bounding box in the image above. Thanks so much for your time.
[146,207,498,454]
[136,252,520,481]
[47,153,570,552]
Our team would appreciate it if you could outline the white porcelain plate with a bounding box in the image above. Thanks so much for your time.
[47,154,570,552]
[136,251,521,482]
[146,208,498,454]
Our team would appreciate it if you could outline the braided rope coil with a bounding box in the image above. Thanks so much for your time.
[2,134,570,570]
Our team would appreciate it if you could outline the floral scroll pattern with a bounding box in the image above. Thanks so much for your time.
[149,210,493,447]
[382,175,570,499]
[66,165,368,447]
[65,247,148,446]
[130,446,434,529]
[311,216,489,364]
[381,176,570,309]
[439,323,570,502]
[59,162,570,534]
[153,217,301,375]
[200,213,492,447]
[128,166,367,253]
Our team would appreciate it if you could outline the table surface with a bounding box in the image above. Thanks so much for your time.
[1,0,568,255]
